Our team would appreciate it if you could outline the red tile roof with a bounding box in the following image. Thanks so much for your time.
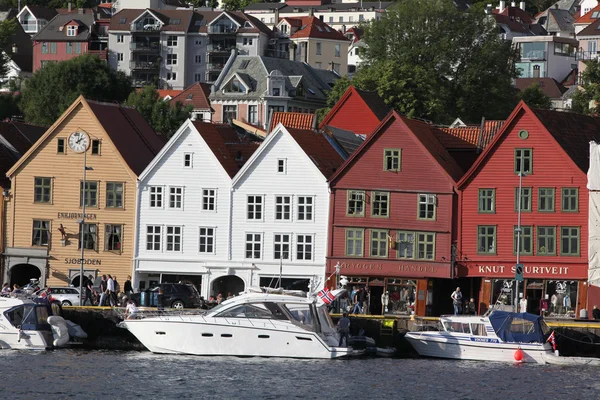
[287,128,344,179]
[493,6,533,23]
[169,83,211,110]
[286,16,349,41]
[192,121,259,178]
[577,18,600,36]
[345,27,363,43]
[575,3,600,23]
[438,120,504,150]
[157,89,183,99]
[270,112,315,132]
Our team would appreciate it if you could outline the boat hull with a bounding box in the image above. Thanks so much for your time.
[405,332,551,363]
[0,330,53,350]
[121,318,354,359]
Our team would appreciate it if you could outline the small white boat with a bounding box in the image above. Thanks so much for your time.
[0,296,55,350]
[118,288,360,359]
[405,311,552,363]
[541,351,600,366]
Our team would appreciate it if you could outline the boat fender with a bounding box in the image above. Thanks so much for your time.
[514,348,523,362]
[66,320,88,339]
[47,316,70,347]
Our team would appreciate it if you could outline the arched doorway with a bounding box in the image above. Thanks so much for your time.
[70,274,95,289]
[10,264,41,287]
[211,275,245,298]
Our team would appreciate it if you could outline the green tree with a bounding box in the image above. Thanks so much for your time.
[0,18,16,79]
[353,0,518,124]
[124,85,193,137]
[19,54,132,126]
[572,60,600,115]
[518,83,552,109]
[0,93,21,120]
[221,0,260,11]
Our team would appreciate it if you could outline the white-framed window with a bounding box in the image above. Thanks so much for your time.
[167,35,178,47]
[245,233,262,259]
[166,226,182,251]
[277,158,286,174]
[297,196,313,221]
[418,193,436,220]
[248,105,258,124]
[273,233,291,260]
[202,189,216,211]
[296,234,313,260]
[117,53,123,62]
[146,225,162,251]
[183,152,193,168]
[167,54,177,65]
[169,187,183,209]
[167,72,177,81]
[247,195,263,220]
[149,186,163,208]
[67,25,77,36]
[335,44,340,57]
[117,34,124,43]
[194,73,202,82]
[195,54,201,63]
[243,37,254,46]
[199,227,215,253]
[275,195,291,220]
[316,42,322,55]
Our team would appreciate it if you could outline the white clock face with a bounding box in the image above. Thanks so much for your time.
[68,131,90,153]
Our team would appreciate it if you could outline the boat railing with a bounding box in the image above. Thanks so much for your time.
[116,307,207,320]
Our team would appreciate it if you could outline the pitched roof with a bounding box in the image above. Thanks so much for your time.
[169,83,211,110]
[33,12,95,41]
[539,8,575,34]
[515,78,568,98]
[269,112,315,132]
[438,120,504,150]
[322,125,364,156]
[354,88,391,121]
[575,3,600,23]
[0,121,47,154]
[577,17,600,36]
[243,2,395,12]
[345,27,363,43]
[283,16,349,41]
[22,5,58,21]
[493,6,533,24]
[156,89,183,99]
[287,128,344,179]
[192,121,259,178]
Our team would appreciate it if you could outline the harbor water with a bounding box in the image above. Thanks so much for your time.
[0,350,599,399]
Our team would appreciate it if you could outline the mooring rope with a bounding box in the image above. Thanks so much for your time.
[553,329,600,346]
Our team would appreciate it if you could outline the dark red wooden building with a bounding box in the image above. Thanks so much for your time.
[327,111,464,316]
[457,101,600,317]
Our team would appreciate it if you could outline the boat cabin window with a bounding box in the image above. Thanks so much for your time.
[470,323,487,336]
[218,303,275,319]
[316,305,335,330]
[509,318,535,335]
[443,321,471,334]
[4,305,45,328]
[283,304,313,326]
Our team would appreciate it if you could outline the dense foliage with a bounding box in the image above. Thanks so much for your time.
[0,18,16,79]
[518,83,552,109]
[572,60,600,115]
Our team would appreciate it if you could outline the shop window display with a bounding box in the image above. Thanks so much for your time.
[491,279,515,310]
[545,281,577,318]
[387,279,417,315]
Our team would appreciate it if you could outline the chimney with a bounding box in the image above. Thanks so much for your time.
[342,24,346,33]
[309,8,314,17]
[68,2,72,12]
[11,44,17,54]
[289,43,296,61]
[485,3,493,14]
[78,8,85,14]
[520,1,526,10]
[274,8,279,24]
[511,1,516,7]
[499,0,506,12]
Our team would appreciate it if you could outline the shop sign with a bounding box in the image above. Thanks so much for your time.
[399,265,437,273]
[339,262,383,271]
[65,258,102,266]
[57,212,97,220]
[477,265,570,276]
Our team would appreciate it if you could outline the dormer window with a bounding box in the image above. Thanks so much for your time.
[224,77,246,93]
[67,25,77,36]
[244,21,253,28]
[273,87,281,96]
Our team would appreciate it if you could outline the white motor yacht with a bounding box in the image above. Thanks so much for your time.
[405,311,552,363]
[118,288,359,358]
[0,296,54,350]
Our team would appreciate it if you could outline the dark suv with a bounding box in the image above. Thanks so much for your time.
[131,283,203,309]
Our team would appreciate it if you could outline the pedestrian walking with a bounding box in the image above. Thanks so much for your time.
[124,275,133,295]
[106,275,115,306]
[451,287,463,315]
[99,275,107,306]
[337,312,350,347]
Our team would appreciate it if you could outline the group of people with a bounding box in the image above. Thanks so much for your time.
[451,287,477,316]
[207,292,234,305]
[83,274,133,307]
[0,283,28,297]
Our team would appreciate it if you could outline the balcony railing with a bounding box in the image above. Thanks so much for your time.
[207,25,238,34]
[206,62,226,71]
[517,70,548,78]
[207,43,235,53]
[576,51,600,61]
[130,60,160,70]
[130,42,160,52]
[521,50,546,61]
[132,78,159,88]
[131,23,161,33]
[21,22,39,32]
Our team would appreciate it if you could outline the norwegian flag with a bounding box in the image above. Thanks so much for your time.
[317,288,335,304]
[547,331,557,351]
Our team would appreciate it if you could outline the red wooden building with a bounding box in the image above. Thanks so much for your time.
[327,111,464,316]
[457,101,600,317]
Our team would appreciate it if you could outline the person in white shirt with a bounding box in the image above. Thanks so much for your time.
[106,275,115,306]
[125,299,139,319]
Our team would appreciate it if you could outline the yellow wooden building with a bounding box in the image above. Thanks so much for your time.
[3,96,164,288]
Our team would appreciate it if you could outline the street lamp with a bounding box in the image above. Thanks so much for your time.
[79,153,94,303]
[514,172,526,312]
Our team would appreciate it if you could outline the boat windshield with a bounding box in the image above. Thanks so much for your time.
[215,302,288,320]
[316,306,335,330]
[282,303,316,332]
[4,304,47,329]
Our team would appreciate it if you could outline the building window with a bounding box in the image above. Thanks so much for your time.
[274,233,291,259]
[247,195,263,220]
[243,37,254,46]
[349,16,354,22]
[275,196,291,220]
[296,234,313,260]
[169,187,183,209]
[166,54,177,65]
[167,72,177,81]
[514,148,532,174]
[57,138,65,153]
[183,153,193,168]
[272,87,281,96]
[347,190,365,216]
[537,226,556,255]
[315,62,322,69]
[199,227,215,253]
[277,158,286,174]
[42,42,48,54]
[80,181,98,207]
[297,196,313,221]
[117,34,124,43]
[316,42,322,55]
[478,189,495,213]
[117,53,123,62]
[370,229,388,258]
[359,14,364,22]
[514,187,532,212]
[397,231,415,259]
[167,35,178,46]
[149,186,163,208]
[66,42,72,54]
[79,223,97,250]
[332,63,340,74]
[195,55,201,63]
[561,188,578,212]
[335,44,340,57]
[371,191,390,218]
[417,232,435,260]
[166,226,182,251]
[75,43,81,54]
[106,182,123,208]
[223,105,237,122]
[514,225,532,255]
[418,194,436,220]
[345,229,364,256]
[383,149,401,171]
[560,226,580,256]
[477,226,496,254]
[195,39,202,45]
[50,42,56,54]
[34,177,52,203]
[194,73,202,82]
[32,220,50,246]
[245,233,262,259]
[202,189,216,211]
[339,16,343,22]
[67,25,77,36]
[248,105,258,124]
[146,225,161,251]
[329,17,333,23]
[105,224,122,252]
[538,188,555,212]
[91,140,100,155]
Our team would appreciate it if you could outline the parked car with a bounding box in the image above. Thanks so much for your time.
[46,287,82,306]
[130,283,203,309]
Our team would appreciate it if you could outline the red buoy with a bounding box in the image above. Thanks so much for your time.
[514,348,523,362]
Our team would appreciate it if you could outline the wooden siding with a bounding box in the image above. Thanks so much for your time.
[33,42,90,72]
[459,109,588,275]
[6,103,138,286]
[322,90,383,136]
